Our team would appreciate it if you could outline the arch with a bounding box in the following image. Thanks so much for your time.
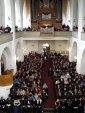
[71,42,77,62]
[81,50,85,75]
[1,47,12,73]
[16,42,21,61]
[1,54,6,74]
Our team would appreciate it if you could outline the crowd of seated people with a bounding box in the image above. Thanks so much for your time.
[0,24,71,34]
[0,25,11,34]
[23,26,40,32]
[73,25,78,31]
[49,53,85,113]
[54,24,70,31]
[0,25,25,34]
[0,52,48,113]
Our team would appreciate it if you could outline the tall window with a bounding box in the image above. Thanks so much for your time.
[15,0,21,28]
[67,0,70,26]
[31,0,37,22]
[4,0,11,27]
[56,0,62,21]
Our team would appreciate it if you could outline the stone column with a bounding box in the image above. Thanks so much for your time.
[11,0,16,74]
[76,0,84,74]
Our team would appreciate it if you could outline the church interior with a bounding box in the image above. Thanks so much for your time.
[0,0,85,113]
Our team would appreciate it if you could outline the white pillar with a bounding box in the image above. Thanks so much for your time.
[0,59,1,75]
[11,0,16,74]
[76,0,84,74]
[76,42,82,74]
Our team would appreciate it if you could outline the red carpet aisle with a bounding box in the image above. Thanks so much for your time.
[42,59,56,108]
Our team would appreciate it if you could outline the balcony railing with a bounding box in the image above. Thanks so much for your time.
[81,32,85,41]
[72,31,78,38]
[0,31,77,44]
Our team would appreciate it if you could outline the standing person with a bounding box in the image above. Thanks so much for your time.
[48,68,53,76]
[13,98,21,113]
[6,96,12,113]
[0,97,6,112]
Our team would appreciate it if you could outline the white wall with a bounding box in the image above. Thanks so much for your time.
[23,40,39,54]
[22,40,69,54]
[55,40,70,52]
[0,85,12,99]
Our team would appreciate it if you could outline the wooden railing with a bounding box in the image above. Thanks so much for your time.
[0,70,13,86]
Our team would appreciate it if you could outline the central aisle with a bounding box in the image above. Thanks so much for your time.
[42,59,56,109]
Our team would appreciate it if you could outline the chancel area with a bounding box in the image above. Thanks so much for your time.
[0,0,85,113]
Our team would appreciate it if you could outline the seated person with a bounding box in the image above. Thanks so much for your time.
[43,83,48,92]
[4,25,11,33]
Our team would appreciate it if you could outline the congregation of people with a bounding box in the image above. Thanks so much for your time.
[0,25,11,34]
[0,52,48,113]
[0,23,70,35]
[49,53,85,113]
[1,51,85,113]
[54,24,70,31]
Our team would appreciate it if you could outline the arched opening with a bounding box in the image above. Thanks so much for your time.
[42,43,50,53]
[81,50,85,75]
[42,43,50,58]
[16,42,22,61]
[71,42,77,62]
[1,47,12,74]
[1,54,6,74]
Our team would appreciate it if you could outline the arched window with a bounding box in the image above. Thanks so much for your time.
[4,0,11,27]
[15,0,21,28]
